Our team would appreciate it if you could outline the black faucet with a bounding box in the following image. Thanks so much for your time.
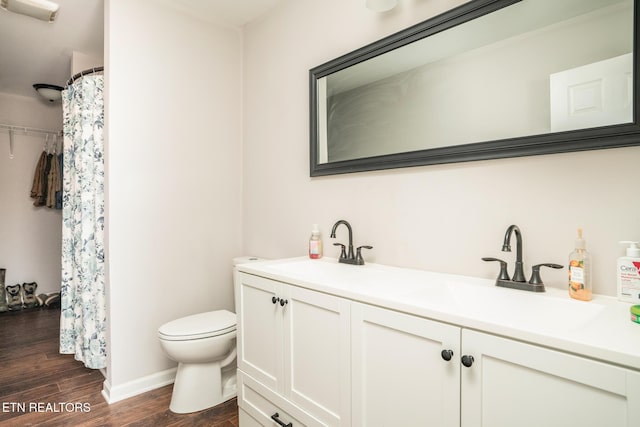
[330,219,372,265]
[502,224,526,283]
[331,220,354,261]
[482,224,562,292]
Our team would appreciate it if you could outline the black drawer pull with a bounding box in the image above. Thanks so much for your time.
[271,412,293,427]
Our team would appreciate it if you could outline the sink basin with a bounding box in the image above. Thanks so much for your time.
[263,258,432,294]
[447,282,606,332]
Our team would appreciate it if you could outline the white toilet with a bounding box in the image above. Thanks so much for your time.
[158,256,262,413]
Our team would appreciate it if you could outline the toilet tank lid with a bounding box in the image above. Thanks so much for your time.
[158,310,236,337]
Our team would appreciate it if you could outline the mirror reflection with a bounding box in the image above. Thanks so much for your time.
[315,0,633,165]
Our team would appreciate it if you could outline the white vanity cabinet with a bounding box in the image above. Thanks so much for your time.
[236,258,640,427]
[461,329,640,427]
[236,272,351,427]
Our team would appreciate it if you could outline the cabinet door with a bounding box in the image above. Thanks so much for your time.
[351,303,461,427]
[283,286,351,426]
[461,329,640,427]
[237,273,283,392]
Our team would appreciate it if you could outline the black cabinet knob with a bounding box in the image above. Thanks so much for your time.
[271,296,279,304]
[441,349,454,361]
[279,298,288,307]
[461,355,475,368]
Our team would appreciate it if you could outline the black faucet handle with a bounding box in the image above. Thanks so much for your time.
[529,263,563,284]
[355,245,373,265]
[333,243,347,260]
[482,257,510,281]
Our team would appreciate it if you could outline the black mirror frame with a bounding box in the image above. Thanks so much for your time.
[310,0,640,177]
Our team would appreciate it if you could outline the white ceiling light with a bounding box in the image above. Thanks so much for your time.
[366,0,398,13]
[0,0,59,22]
[33,83,63,103]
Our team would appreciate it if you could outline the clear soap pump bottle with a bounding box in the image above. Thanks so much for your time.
[309,224,323,259]
[568,228,592,301]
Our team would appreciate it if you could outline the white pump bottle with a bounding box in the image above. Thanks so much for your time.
[617,241,640,303]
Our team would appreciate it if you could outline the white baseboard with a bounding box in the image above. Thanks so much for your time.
[101,367,177,404]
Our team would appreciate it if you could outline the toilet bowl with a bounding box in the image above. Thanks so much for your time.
[158,256,263,414]
[158,310,237,413]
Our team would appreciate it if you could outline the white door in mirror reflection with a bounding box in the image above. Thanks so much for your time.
[550,53,632,132]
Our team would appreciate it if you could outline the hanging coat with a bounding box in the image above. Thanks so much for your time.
[56,153,63,210]
[35,154,52,207]
[30,151,47,200]
[46,153,61,208]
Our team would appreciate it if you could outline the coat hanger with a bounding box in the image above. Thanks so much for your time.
[8,129,14,159]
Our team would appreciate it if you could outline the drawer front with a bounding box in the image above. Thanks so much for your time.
[238,370,326,427]
[239,408,264,427]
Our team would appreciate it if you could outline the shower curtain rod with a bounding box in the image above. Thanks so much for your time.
[66,66,104,86]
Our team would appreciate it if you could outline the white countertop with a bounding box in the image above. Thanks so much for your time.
[238,256,640,370]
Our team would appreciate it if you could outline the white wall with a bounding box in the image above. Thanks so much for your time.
[242,0,640,297]
[0,92,62,295]
[71,51,103,75]
[104,0,242,400]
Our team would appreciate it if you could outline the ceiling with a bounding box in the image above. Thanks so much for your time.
[0,0,284,101]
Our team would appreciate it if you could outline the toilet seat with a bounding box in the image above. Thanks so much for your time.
[158,310,236,341]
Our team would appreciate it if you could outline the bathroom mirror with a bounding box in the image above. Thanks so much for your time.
[310,0,638,176]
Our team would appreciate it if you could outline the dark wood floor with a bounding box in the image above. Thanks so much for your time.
[0,307,239,426]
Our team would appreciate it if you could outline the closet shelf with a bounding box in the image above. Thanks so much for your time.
[2,123,62,159]
[0,123,62,137]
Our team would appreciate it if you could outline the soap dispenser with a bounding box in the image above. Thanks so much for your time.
[568,228,592,301]
[617,241,640,303]
[309,224,323,259]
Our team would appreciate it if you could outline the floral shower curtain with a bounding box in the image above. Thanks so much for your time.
[59,75,106,369]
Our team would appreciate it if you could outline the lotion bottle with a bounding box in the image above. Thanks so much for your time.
[309,224,323,259]
[617,241,640,303]
[568,228,592,301]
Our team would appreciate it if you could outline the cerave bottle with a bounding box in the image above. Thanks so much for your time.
[617,241,640,303]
